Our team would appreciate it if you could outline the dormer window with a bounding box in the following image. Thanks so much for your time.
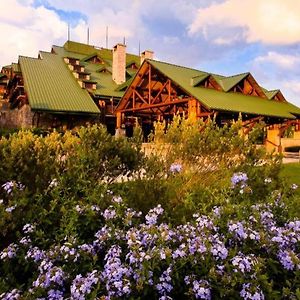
[64,57,80,65]
[89,56,104,64]
[82,54,105,65]
[127,62,138,70]
[191,74,221,91]
[82,79,97,90]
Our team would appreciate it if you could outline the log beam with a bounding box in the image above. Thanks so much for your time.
[119,98,189,113]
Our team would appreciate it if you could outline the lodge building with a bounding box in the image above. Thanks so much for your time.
[1,40,300,151]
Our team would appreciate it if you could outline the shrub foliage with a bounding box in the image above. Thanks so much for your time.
[0,122,299,299]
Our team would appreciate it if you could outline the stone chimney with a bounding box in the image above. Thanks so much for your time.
[112,43,126,85]
[140,50,154,64]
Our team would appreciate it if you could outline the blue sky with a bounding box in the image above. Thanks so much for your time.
[1,0,300,106]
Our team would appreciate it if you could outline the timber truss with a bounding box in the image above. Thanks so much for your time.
[115,61,211,127]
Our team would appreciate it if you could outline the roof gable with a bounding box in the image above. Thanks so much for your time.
[265,89,286,102]
[216,73,249,92]
[81,53,105,64]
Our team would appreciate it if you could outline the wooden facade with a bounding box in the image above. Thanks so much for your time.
[115,60,300,149]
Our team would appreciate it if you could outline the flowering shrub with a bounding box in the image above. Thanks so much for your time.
[0,175,299,299]
[0,123,298,299]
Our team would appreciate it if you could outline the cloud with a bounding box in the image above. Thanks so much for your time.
[254,52,300,70]
[189,0,300,45]
[0,0,85,67]
[283,80,300,95]
[0,0,227,68]
[247,51,300,106]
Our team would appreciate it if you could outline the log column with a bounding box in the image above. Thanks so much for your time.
[188,98,198,121]
[116,111,123,129]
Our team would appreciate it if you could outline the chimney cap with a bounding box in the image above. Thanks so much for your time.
[113,43,126,50]
[141,50,154,55]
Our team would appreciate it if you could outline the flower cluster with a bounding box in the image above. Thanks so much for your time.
[101,245,132,298]
[156,266,173,299]
[240,283,264,300]
[0,243,18,260]
[145,204,164,225]
[185,276,211,300]
[1,181,25,194]
[71,270,99,299]
[0,289,21,300]
[231,172,250,193]
[232,253,257,273]
[231,172,248,187]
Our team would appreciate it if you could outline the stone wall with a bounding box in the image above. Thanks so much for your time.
[0,104,100,129]
[0,104,34,128]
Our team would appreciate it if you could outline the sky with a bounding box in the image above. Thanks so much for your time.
[1,0,300,106]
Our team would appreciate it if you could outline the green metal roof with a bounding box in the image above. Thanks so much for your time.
[148,60,300,119]
[190,74,210,87]
[63,41,140,66]
[12,63,21,73]
[215,72,249,92]
[264,90,279,100]
[19,53,100,114]
[81,53,103,62]
[191,87,296,119]
[51,41,140,99]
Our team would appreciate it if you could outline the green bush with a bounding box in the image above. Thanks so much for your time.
[116,116,282,222]
[0,120,298,299]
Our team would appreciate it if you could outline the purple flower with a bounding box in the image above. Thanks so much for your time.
[33,266,65,289]
[5,205,17,213]
[170,163,182,173]
[23,223,35,234]
[26,247,46,262]
[192,280,211,300]
[2,181,24,194]
[101,245,132,298]
[2,181,14,194]
[277,249,298,271]
[187,237,206,255]
[185,277,211,300]
[71,270,99,300]
[173,244,187,258]
[103,206,117,220]
[47,289,64,300]
[145,205,164,226]
[232,253,256,273]
[0,289,21,299]
[211,241,228,260]
[231,172,248,188]
[212,206,221,218]
[228,221,248,240]
[240,283,264,300]
[0,243,18,260]
[20,236,31,246]
[78,243,95,255]
[60,244,78,261]
[156,266,173,297]
[112,196,123,204]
